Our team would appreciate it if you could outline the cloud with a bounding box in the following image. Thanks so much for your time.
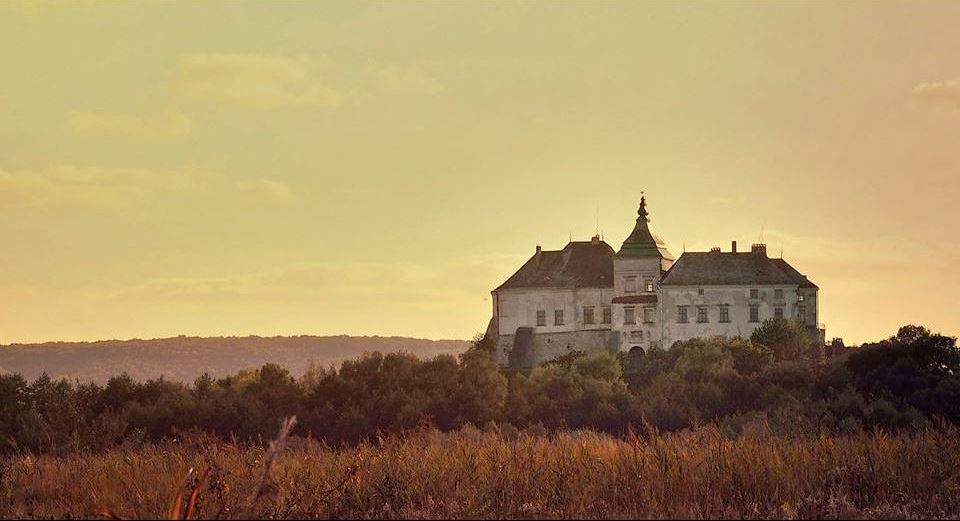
[759,227,948,284]
[0,165,209,208]
[66,109,192,141]
[173,53,445,109]
[115,263,459,306]
[238,178,297,201]
[174,53,342,109]
[912,78,960,111]
[113,255,515,309]
[0,0,56,16]
[373,65,445,96]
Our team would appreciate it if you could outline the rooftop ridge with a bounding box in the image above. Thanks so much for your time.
[661,250,817,287]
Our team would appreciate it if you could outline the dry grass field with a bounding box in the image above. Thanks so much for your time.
[3,422,959,520]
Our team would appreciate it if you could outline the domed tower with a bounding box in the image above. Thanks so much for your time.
[612,195,674,351]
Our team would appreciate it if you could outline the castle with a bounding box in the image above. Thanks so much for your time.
[486,196,823,367]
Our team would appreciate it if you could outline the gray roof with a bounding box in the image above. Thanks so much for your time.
[770,258,819,289]
[661,251,818,288]
[495,241,614,291]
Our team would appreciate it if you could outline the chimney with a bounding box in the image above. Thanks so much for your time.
[536,245,542,254]
[731,240,737,253]
[751,243,767,256]
[591,234,600,245]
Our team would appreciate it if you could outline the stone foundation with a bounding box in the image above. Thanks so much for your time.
[493,328,619,368]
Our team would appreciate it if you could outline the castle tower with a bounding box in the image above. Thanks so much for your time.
[612,195,674,351]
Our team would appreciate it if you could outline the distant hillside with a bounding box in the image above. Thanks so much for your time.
[0,335,470,384]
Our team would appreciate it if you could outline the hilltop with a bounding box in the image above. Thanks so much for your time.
[0,335,469,384]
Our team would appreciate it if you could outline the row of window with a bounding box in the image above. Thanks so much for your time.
[536,306,612,327]
[583,306,612,325]
[750,288,807,302]
[624,283,809,302]
[535,304,810,328]
[677,305,807,324]
[623,276,655,294]
[623,306,654,325]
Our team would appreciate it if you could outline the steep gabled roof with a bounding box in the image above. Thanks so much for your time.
[661,250,818,287]
[494,240,614,291]
[770,258,819,289]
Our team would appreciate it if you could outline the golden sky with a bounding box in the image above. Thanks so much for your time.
[1,1,958,345]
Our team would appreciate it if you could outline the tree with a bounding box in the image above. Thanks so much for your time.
[832,325,960,425]
[751,317,812,362]
[457,347,508,426]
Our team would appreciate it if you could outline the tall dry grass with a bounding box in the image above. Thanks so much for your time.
[2,422,960,519]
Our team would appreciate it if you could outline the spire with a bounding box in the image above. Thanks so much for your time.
[637,194,649,222]
[617,193,674,260]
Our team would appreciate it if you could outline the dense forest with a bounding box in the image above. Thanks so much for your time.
[1,319,957,455]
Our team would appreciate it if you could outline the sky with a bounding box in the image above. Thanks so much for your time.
[1,1,958,345]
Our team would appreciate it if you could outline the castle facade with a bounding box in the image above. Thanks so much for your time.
[487,197,823,367]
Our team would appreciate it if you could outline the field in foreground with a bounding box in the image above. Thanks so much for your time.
[3,425,960,520]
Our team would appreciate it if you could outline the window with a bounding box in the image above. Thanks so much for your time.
[625,277,638,294]
[719,306,730,323]
[774,289,783,299]
[697,306,708,323]
[644,279,654,293]
[536,310,546,327]
[554,309,564,326]
[602,306,612,324]
[624,306,636,325]
[749,305,760,323]
[774,306,784,319]
[583,306,595,325]
[798,294,805,302]
[698,288,705,295]
[798,306,806,323]
[643,307,654,323]
[678,306,689,324]
[750,289,759,299]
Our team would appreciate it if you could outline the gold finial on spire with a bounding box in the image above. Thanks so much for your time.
[638,192,649,222]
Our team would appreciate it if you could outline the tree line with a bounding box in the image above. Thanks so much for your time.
[1,319,958,454]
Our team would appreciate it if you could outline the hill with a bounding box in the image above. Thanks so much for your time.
[0,335,469,384]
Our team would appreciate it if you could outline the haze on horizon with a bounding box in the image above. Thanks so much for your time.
[1,1,958,346]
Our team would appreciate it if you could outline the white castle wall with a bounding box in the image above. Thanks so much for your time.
[659,284,801,347]
[493,287,616,336]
